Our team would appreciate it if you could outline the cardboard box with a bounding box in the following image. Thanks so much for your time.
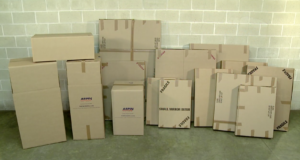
[214,73,277,132]
[221,61,268,74]
[235,85,276,138]
[101,61,146,120]
[194,68,233,127]
[9,58,59,93]
[159,79,192,128]
[99,20,161,50]
[111,81,144,135]
[247,66,294,131]
[31,33,95,62]
[190,44,249,68]
[13,88,66,149]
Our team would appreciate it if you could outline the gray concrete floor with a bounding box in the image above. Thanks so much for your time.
[0,111,300,160]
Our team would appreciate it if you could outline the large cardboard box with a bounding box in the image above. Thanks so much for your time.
[111,81,144,135]
[159,79,192,128]
[221,61,268,74]
[99,19,161,50]
[214,73,277,132]
[194,68,233,127]
[190,44,249,68]
[101,61,145,120]
[235,85,276,138]
[247,66,294,131]
[31,33,95,62]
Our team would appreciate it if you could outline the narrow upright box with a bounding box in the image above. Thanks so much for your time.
[159,79,192,128]
[194,68,233,127]
[31,33,95,62]
[111,81,144,135]
[221,61,268,74]
[236,85,276,138]
[247,66,294,131]
[66,59,105,140]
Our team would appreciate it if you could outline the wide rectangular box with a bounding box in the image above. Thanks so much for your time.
[159,79,192,128]
[9,58,59,93]
[235,85,276,138]
[99,19,161,50]
[247,66,294,131]
[194,68,233,127]
[221,61,268,74]
[31,33,95,62]
[111,81,144,135]
[13,88,66,149]
[214,73,277,132]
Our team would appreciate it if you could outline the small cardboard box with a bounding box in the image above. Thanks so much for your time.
[159,79,192,128]
[9,58,59,93]
[111,81,144,135]
[214,73,277,132]
[235,85,276,138]
[31,33,94,62]
[247,66,294,131]
[99,19,161,50]
[190,44,249,68]
[194,68,233,127]
[221,61,268,74]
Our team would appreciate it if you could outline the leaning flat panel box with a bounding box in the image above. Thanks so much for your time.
[247,66,294,131]
[99,19,161,50]
[221,61,268,74]
[236,85,276,138]
[111,81,144,135]
[31,33,94,62]
[159,79,192,128]
[194,68,233,127]
[214,73,277,132]
[9,58,66,149]
[66,59,105,140]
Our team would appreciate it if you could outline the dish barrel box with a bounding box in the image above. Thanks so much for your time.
[31,33,95,62]
[236,85,276,138]
[159,79,192,128]
[111,81,144,135]
[99,19,161,50]
[221,61,268,74]
[9,58,66,149]
[214,73,277,132]
[247,66,294,131]
[66,59,105,140]
[194,68,233,127]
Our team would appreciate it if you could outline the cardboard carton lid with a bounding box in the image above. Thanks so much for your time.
[32,33,92,38]
[9,57,56,68]
[114,81,144,86]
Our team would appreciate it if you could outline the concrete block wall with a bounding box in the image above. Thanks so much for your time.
[0,0,299,110]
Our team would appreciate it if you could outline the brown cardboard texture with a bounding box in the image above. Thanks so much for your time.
[214,73,277,132]
[159,79,192,128]
[99,20,161,50]
[101,61,145,120]
[13,88,66,149]
[194,69,233,127]
[235,85,276,138]
[111,81,144,135]
[247,66,294,131]
[9,58,59,94]
[31,33,94,62]
[221,61,268,74]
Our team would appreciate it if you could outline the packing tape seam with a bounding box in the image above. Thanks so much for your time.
[81,61,85,73]
[86,125,91,140]
[131,20,135,61]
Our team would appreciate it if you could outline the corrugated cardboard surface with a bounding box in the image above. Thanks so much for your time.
[68,85,105,140]
[101,61,145,120]
[236,85,276,138]
[111,81,144,135]
[221,61,268,74]
[247,66,294,131]
[214,73,277,132]
[194,69,233,127]
[31,33,94,62]
[99,19,161,50]
[13,88,66,149]
[9,58,59,94]
[159,79,192,128]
